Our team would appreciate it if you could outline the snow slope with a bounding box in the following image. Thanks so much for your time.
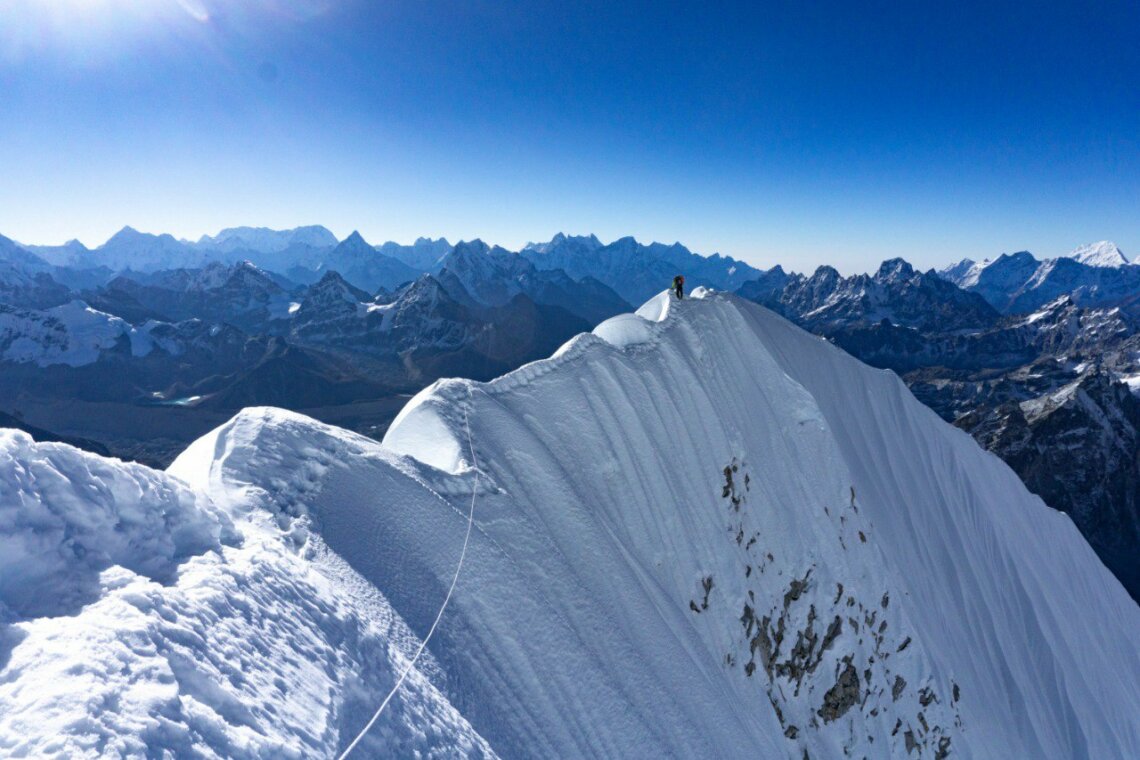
[0,300,140,366]
[0,429,495,758]
[196,225,339,253]
[377,291,1140,758]
[3,291,1139,758]
[1066,241,1132,268]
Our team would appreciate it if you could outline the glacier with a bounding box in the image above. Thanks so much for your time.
[2,291,1138,758]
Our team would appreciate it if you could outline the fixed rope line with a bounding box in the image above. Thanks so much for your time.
[337,396,480,760]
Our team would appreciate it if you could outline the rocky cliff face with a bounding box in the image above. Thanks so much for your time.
[956,370,1140,596]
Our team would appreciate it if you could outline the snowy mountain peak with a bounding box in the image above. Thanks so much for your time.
[178,260,281,294]
[1068,240,1131,267]
[997,250,1038,265]
[329,231,379,261]
[874,257,915,282]
[437,240,537,306]
[106,225,141,242]
[524,232,604,254]
[309,270,370,303]
[86,225,203,273]
[289,225,339,247]
[451,238,491,256]
[372,238,454,275]
[199,225,338,252]
[811,264,842,283]
[338,230,370,248]
[938,243,1140,313]
[102,225,179,248]
[0,235,51,270]
[936,258,977,285]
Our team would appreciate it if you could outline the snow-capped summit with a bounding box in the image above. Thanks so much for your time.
[1067,240,1131,268]
[937,257,988,288]
[89,261,294,330]
[0,237,69,308]
[521,234,762,304]
[437,240,532,306]
[197,225,338,253]
[874,256,915,282]
[335,230,372,254]
[124,260,285,300]
[377,237,454,273]
[522,232,603,255]
[90,226,208,273]
[321,231,420,293]
[103,225,180,250]
[435,240,629,323]
[284,293,1140,755]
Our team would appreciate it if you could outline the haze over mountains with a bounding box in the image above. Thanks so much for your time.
[2,226,1139,604]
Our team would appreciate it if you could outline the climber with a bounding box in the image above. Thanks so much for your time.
[672,274,685,300]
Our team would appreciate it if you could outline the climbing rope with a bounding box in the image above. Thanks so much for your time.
[337,398,480,760]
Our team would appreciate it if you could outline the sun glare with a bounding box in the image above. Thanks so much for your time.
[174,0,211,23]
[0,0,216,63]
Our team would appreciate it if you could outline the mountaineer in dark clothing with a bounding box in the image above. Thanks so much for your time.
[672,274,685,300]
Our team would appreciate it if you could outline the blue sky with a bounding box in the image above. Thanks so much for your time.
[1,0,1136,273]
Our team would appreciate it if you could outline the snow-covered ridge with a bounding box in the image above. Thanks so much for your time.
[196,225,338,253]
[943,241,1132,285]
[378,291,1139,758]
[4,293,1139,757]
[937,242,1140,315]
[0,300,156,366]
[356,292,1140,756]
[1067,240,1131,268]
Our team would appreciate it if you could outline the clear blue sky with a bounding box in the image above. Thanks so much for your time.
[1,0,1137,273]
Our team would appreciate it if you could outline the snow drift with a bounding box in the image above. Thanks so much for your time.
[0,430,232,619]
[2,291,1139,758]
[0,429,492,758]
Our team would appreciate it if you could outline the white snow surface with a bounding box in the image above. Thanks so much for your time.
[0,428,494,759]
[3,293,1139,758]
[1120,372,1140,395]
[0,300,155,367]
[1066,241,1132,268]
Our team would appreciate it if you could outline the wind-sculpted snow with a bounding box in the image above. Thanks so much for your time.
[3,292,1139,758]
[0,430,232,619]
[376,289,1140,756]
[0,428,495,758]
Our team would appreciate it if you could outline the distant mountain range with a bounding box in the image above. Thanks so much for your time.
[2,226,1138,599]
[0,229,644,464]
[939,241,1140,313]
[520,232,764,304]
[736,242,1139,601]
